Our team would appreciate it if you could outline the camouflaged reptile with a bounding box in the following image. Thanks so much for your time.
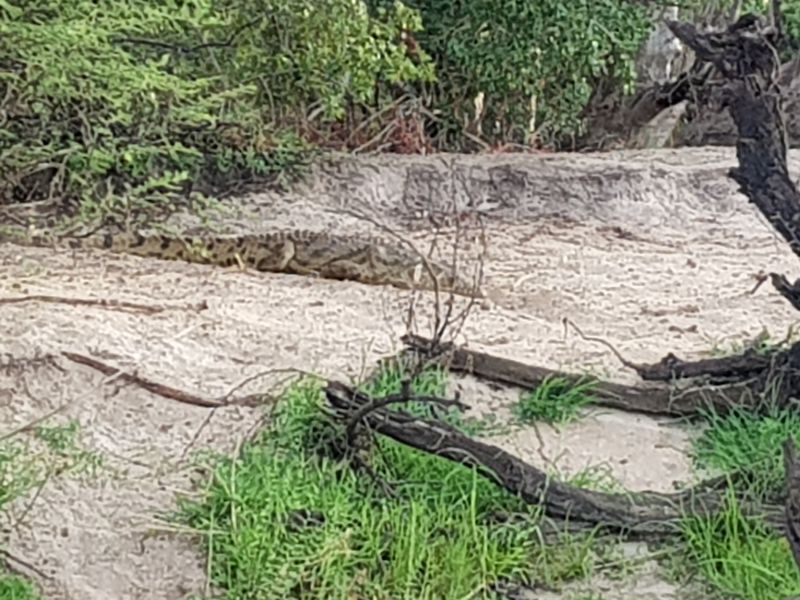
[2,228,483,297]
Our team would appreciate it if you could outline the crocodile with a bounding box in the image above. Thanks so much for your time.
[2,228,483,298]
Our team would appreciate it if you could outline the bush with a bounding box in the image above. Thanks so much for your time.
[0,0,432,222]
[368,0,653,149]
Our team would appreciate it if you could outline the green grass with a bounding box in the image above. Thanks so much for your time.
[513,376,596,427]
[674,403,800,599]
[0,419,99,600]
[680,489,800,600]
[692,405,800,498]
[0,571,40,600]
[360,359,505,437]
[179,374,602,599]
[706,326,798,359]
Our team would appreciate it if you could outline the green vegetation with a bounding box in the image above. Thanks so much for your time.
[0,418,100,600]
[0,0,431,222]
[169,349,800,600]
[17,0,800,224]
[680,490,800,600]
[361,359,502,436]
[1,0,661,224]
[0,439,42,600]
[692,405,800,498]
[513,375,596,427]
[374,0,652,148]
[673,402,800,599]
[179,376,608,599]
[0,572,40,600]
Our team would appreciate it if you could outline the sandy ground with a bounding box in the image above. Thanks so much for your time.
[2,147,800,599]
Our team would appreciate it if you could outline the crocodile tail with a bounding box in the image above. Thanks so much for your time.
[77,232,219,264]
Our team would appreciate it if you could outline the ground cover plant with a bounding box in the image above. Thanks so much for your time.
[178,367,615,600]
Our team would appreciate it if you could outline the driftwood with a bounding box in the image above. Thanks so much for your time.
[402,333,771,417]
[325,380,784,536]
[662,20,800,574]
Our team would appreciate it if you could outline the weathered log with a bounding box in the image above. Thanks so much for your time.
[626,350,772,382]
[667,15,800,276]
[401,334,767,417]
[325,380,784,536]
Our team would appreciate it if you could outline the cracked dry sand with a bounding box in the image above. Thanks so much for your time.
[2,148,800,600]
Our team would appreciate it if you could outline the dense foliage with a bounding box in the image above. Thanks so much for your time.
[0,0,432,221]
[370,0,653,149]
[11,0,800,220]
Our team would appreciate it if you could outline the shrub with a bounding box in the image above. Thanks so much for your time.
[368,0,653,149]
[0,0,432,223]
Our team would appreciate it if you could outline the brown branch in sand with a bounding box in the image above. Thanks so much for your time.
[61,352,265,408]
[666,16,800,307]
[0,295,209,315]
[400,333,768,417]
[324,380,784,536]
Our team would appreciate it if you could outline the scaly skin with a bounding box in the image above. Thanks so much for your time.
[1,228,483,297]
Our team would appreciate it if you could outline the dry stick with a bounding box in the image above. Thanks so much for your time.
[562,317,645,373]
[0,548,53,581]
[0,404,68,442]
[0,295,209,315]
[180,367,313,461]
[61,352,263,409]
[325,379,784,536]
[400,333,761,417]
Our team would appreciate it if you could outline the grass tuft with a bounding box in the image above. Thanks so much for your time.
[513,376,596,427]
[681,489,800,600]
[179,375,600,599]
[678,400,800,599]
[692,405,800,498]
[0,572,40,600]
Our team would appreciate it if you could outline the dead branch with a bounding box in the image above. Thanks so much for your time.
[667,15,800,286]
[61,352,266,408]
[563,318,773,382]
[0,295,208,315]
[401,333,766,417]
[627,350,773,381]
[324,380,784,535]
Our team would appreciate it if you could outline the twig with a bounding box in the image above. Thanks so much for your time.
[344,387,468,447]
[0,548,53,581]
[0,404,68,442]
[60,352,264,409]
[180,367,313,460]
[562,317,643,372]
[0,295,209,315]
[112,18,262,54]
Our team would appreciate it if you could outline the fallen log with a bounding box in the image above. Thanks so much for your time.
[324,379,784,536]
[401,333,766,417]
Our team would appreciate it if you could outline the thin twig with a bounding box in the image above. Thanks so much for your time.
[61,352,262,408]
[0,295,208,315]
[0,548,53,581]
[562,317,643,372]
